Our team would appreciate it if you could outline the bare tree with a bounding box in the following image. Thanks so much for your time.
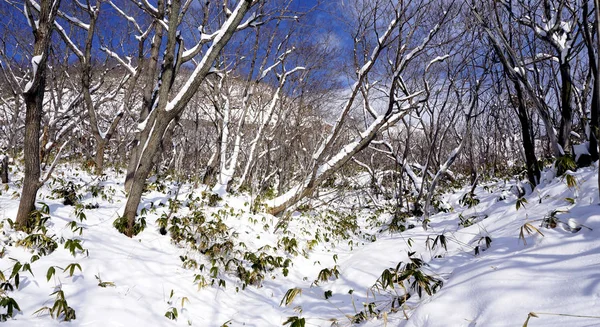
[15,0,61,230]
[471,1,564,158]
[268,0,456,216]
[53,0,126,174]
[120,0,259,236]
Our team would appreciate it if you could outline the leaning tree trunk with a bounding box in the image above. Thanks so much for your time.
[15,0,61,231]
[124,14,165,193]
[121,0,254,236]
[123,114,172,236]
[269,112,408,216]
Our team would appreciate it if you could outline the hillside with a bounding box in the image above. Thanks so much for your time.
[1,164,599,326]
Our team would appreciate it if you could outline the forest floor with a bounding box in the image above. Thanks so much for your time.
[1,163,600,326]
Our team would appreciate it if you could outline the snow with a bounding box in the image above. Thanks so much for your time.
[405,163,423,191]
[425,54,450,72]
[573,142,590,161]
[558,143,565,156]
[554,29,571,62]
[98,129,107,140]
[2,162,600,326]
[182,42,202,58]
[514,66,525,76]
[24,55,42,93]
[136,114,151,132]
[140,0,158,14]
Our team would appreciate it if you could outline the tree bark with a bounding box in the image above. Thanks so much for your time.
[557,62,574,152]
[1,155,8,184]
[15,0,61,231]
[95,141,106,174]
[582,1,599,162]
[514,82,540,186]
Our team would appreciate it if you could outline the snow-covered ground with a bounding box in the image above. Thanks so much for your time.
[1,163,599,326]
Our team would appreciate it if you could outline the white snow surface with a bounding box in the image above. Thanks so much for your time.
[1,164,600,326]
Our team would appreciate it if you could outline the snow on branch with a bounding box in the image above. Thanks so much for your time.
[182,12,260,62]
[425,54,450,73]
[24,55,42,93]
[100,47,137,75]
[396,22,443,76]
[23,1,37,31]
[53,20,84,60]
[108,1,143,35]
[136,0,159,17]
[27,0,90,30]
[313,12,401,161]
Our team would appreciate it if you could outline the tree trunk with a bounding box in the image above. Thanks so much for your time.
[16,90,44,230]
[15,0,60,231]
[95,140,106,175]
[595,0,600,202]
[125,13,165,192]
[123,115,171,236]
[557,62,573,152]
[515,83,540,186]
[269,112,407,216]
[1,155,9,184]
[589,66,599,162]
[203,146,220,185]
[121,0,254,236]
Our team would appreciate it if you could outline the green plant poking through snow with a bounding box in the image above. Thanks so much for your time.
[369,251,443,319]
[34,288,76,322]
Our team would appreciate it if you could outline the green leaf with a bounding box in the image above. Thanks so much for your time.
[47,266,56,282]
[280,288,302,307]
[10,262,22,279]
[22,263,34,277]
[516,197,528,211]
[283,316,305,327]
[64,263,82,277]
[181,297,189,307]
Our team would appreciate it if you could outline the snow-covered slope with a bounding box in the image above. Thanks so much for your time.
[1,164,599,326]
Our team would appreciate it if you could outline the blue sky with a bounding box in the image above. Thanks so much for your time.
[0,0,352,76]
